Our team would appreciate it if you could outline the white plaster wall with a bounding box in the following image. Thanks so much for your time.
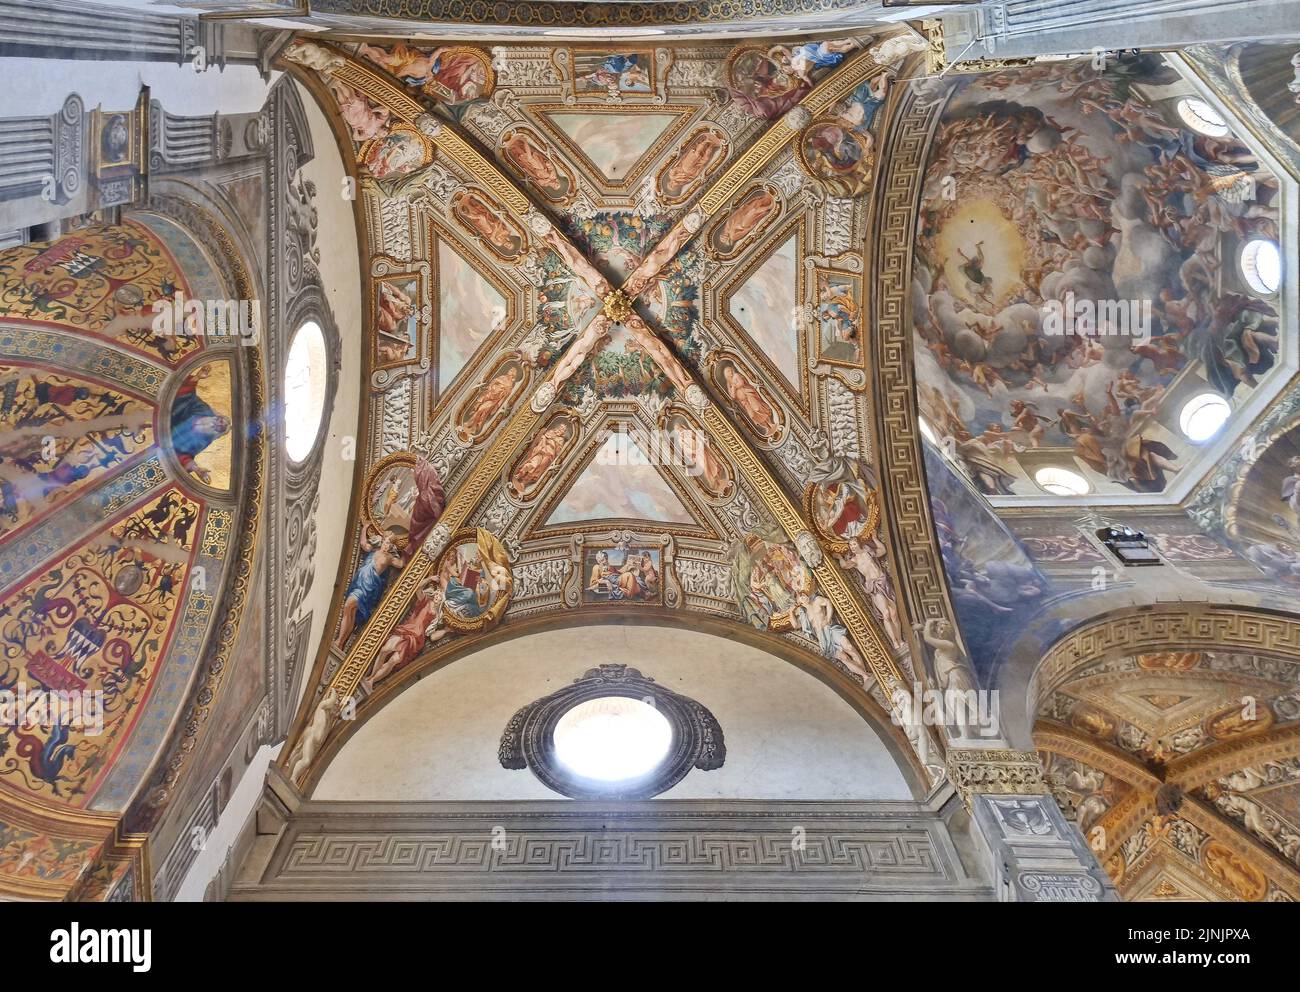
[315,625,912,801]
[290,78,363,713]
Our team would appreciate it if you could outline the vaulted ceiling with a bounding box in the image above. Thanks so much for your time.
[272,25,1300,831]
[278,29,943,791]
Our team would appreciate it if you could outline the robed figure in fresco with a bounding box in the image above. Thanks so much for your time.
[170,371,231,485]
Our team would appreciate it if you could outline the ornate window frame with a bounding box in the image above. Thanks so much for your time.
[499,664,725,800]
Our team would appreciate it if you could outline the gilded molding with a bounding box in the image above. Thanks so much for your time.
[1031,605,1300,709]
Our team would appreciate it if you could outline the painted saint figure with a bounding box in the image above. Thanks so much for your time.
[510,421,570,497]
[501,129,570,201]
[721,363,780,440]
[359,128,428,180]
[453,191,524,258]
[675,424,732,498]
[334,530,405,648]
[460,364,520,439]
[170,367,231,486]
[714,187,777,255]
[661,128,727,201]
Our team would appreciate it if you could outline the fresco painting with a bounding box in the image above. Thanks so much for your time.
[913,57,1282,495]
[725,39,862,120]
[0,488,201,804]
[374,275,421,368]
[357,42,494,107]
[727,233,801,391]
[545,433,695,526]
[924,445,1049,686]
[436,241,507,394]
[815,269,863,366]
[541,112,680,184]
[658,125,728,204]
[361,528,512,693]
[170,360,233,491]
[573,52,653,97]
[0,365,153,538]
[583,545,663,604]
[0,222,200,366]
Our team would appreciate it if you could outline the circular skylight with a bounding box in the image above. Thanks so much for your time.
[1176,97,1230,137]
[1179,392,1231,442]
[1240,239,1281,296]
[284,320,327,464]
[1034,466,1091,497]
[553,696,672,782]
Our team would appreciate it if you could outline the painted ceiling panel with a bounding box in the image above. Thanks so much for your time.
[728,231,802,392]
[913,55,1293,502]
[544,432,697,527]
[435,238,507,395]
[542,111,685,185]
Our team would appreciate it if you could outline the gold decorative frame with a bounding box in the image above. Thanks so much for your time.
[357,122,434,178]
[657,123,730,205]
[361,451,420,548]
[803,473,882,555]
[725,46,804,105]
[796,116,876,197]
[90,102,146,180]
[454,350,532,444]
[704,181,783,261]
[435,527,513,633]
[420,46,495,104]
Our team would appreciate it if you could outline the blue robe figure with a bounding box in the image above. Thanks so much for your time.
[344,548,395,631]
[171,379,230,476]
[791,42,848,71]
[444,575,486,619]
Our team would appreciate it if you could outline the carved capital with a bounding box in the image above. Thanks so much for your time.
[947,748,1049,805]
